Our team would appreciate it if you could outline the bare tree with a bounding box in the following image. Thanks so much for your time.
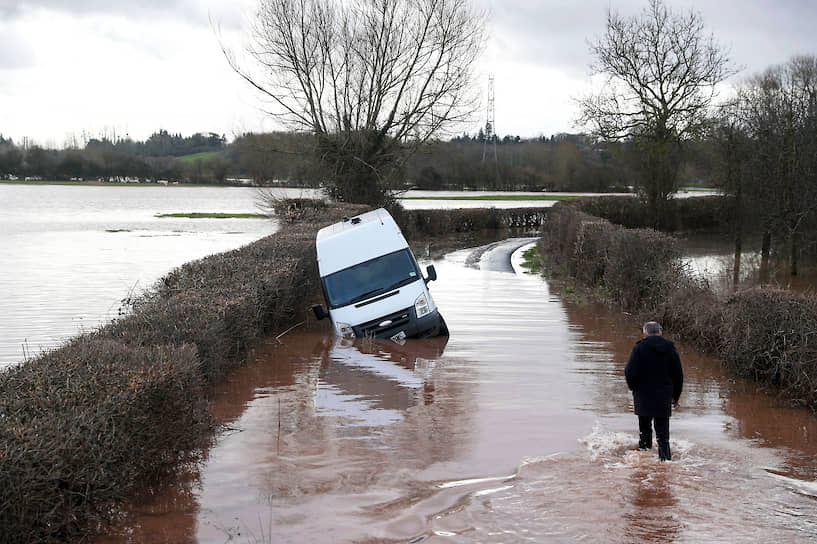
[738,56,817,278]
[578,0,734,226]
[710,99,752,289]
[224,0,485,206]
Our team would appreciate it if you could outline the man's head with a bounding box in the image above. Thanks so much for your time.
[643,321,662,336]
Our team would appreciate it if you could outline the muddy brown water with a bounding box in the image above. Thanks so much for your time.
[99,240,817,543]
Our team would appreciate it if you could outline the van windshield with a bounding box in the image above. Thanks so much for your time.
[323,249,421,308]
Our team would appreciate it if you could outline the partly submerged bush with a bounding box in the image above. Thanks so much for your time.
[0,337,208,542]
[569,194,735,232]
[538,204,681,313]
[105,230,314,379]
[719,288,817,405]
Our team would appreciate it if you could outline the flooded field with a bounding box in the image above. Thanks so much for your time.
[100,240,817,543]
[0,183,722,368]
[0,184,560,367]
[679,232,817,294]
[0,184,283,367]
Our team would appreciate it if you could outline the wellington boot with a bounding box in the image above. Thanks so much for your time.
[658,442,671,461]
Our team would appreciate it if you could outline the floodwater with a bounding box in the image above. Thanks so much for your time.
[0,184,294,367]
[0,184,553,367]
[0,183,712,368]
[679,232,817,294]
[100,240,817,544]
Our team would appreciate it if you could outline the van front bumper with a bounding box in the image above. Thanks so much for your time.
[353,307,442,339]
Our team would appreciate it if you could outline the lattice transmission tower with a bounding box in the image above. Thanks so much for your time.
[482,74,497,164]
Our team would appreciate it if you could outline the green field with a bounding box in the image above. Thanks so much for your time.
[154,212,268,219]
[401,194,586,201]
[176,151,224,162]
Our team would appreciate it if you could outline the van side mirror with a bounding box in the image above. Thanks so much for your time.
[312,304,328,320]
[424,264,437,284]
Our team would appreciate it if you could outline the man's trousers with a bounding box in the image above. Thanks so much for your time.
[638,415,671,461]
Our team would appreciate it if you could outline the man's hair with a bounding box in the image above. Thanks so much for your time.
[643,321,662,335]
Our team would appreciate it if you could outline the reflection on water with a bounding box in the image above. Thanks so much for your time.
[101,241,817,543]
[679,233,817,294]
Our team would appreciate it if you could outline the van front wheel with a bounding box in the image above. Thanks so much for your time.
[437,315,449,337]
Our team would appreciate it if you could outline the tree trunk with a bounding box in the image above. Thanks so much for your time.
[790,230,799,277]
[732,182,743,291]
[733,232,742,291]
[759,230,772,284]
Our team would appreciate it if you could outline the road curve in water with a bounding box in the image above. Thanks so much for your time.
[103,240,817,543]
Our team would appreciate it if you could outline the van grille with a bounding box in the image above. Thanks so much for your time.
[356,307,413,338]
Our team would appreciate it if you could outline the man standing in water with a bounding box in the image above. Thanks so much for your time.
[625,321,684,461]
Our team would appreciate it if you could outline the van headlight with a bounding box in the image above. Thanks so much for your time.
[414,294,431,318]
[337,322,355,338]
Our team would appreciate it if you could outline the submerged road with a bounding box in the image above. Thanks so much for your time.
[103,239,817,543]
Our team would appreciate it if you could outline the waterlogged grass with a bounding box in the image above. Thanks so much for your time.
[520,245,543,274]
[155,212,268,219]
[401,194,585,201]
[177,151,224,162]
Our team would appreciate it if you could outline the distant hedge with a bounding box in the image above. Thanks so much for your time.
[538,201,817,411]
[393,206,548,238]
[539,204,686,312]
[568,194,735,232]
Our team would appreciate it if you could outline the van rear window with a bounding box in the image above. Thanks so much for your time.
[323,249,420,308]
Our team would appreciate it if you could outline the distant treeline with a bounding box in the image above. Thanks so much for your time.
[0,130,232,184]
[0,130,716,190]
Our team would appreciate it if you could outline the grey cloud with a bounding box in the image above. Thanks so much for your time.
[0,0,243,28]
[488,0,817,82]
[488,0,644,78]
[0,25,34,69]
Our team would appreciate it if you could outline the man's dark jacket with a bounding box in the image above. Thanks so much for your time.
[625,335,683,417]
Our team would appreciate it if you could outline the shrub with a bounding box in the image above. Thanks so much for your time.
[105,235,313,379]
[396,207,548,239]
[569,194,735,232]
[539,204,681,312]
[719,288,817,403]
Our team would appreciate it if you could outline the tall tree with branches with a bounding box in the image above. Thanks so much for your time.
[739,56,817,278]
[225,0,486,206]
[578,0,734,226]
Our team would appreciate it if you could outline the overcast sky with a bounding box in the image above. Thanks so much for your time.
[1,0,816,147]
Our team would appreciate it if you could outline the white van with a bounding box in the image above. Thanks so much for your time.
[311,208,448,340]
